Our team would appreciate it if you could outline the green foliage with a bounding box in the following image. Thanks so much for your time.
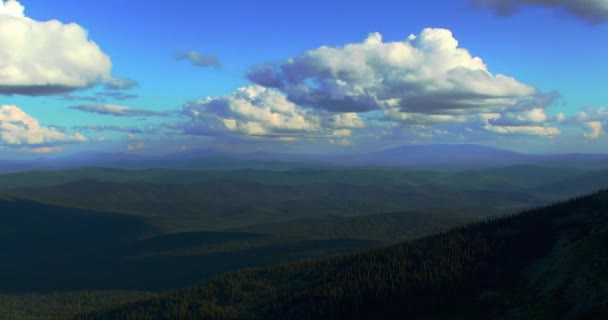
[0,291,156,320]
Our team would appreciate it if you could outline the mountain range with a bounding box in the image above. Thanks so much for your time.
[2,144,608,172]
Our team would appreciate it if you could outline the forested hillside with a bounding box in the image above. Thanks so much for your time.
[79,190,608,319]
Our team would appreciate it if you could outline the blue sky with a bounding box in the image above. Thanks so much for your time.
[1,0,607,157]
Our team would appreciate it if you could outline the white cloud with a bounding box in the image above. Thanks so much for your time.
[516,108,548,123]
[480,112,560,136]
[473,0,608,23]
[0,0,111,95]
[329,112,365,128]
[246,28,562,139]
[578,107,608,122]
[0,0,23,17]
[583,121,605,139]
[182,85,358,140]
[0,105,87,146]
[547,107,607,139]
[248,28,536,115]
[483,124,561,136]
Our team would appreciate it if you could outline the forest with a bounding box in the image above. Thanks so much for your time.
[74,190,608,319]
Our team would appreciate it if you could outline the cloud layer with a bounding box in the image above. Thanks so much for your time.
[473,0,608,23]
[244,28,560,138]
[0,0,111,95]
[0,105,86,147]
[70,104,164,117]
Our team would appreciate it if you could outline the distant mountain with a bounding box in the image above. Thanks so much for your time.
[345,143,529,168]
[1,144,608,172]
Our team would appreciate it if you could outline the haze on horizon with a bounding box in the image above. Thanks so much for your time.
[1,0,607,159]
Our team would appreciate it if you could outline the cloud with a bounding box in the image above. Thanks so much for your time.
[25,146,64,154]
[0,105,87,146]
[245,28,566,140]
[70,104,164,117]
[583,121,605,139]
[128,141,145,151]
[576,107,607,139]
[0,0,23,17]
[329,113,365,128]
[578,107,608,122]
[104,77,138,90]
[181,85,358,141]
[126,134,145,151]
[174,51,221,69]
[480,112,560,136]
[59,91,139,102]
[72,125,144,134]
[329,138,352,146]
[472,0,608,23]
[483,123,561,136]
[96,91,139,101]
[247,28,535,115]
[0,0,111,95]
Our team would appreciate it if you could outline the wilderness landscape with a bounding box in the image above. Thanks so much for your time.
[1,0,608,319]
[2,145,608,319]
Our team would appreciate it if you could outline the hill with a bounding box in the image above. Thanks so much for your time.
[78,190,608,319]
[1,165,580,232]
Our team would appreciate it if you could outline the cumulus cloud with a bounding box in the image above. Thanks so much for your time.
[245,28,567,140]
[247,28,535,115]
[578,107,608,122]
[181,85,358,141]
[0,105,86,147]
[70,104,164,117]
[480,112,560,136]
[576,107,607,139]
[583,121,605,139]
[174,51,221,69]
[0,0,112,95]
[472,0,608,23]
[329,112,365,128]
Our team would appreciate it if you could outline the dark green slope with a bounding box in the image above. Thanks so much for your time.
[79,190,608,320]
[5,176,542,232]
[0,199,378,294]
[231,210,478,242]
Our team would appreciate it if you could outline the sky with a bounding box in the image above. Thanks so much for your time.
[0,0,607,158]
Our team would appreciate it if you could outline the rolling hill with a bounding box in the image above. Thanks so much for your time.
[78,189,608,319]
